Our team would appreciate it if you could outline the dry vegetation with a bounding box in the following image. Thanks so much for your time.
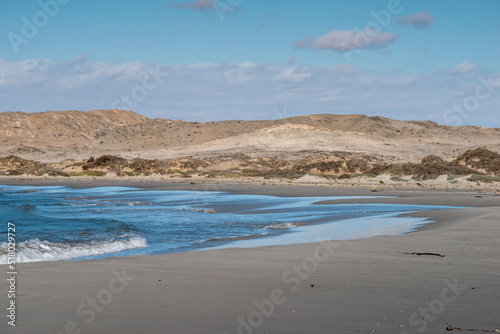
[1,110,499,187]
[454,147,500,174]
[2,148,500,184]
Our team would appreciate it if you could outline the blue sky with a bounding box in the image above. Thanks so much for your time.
[0,0,499,126]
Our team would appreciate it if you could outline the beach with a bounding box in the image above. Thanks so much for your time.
[1,179,499,334]
[3,0,499,332]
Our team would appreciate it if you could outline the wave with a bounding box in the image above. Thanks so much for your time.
[264,222,299,229]
[126,201,153,206]
[180,208,216,213]
[68,200,152,207]
[0,236,148,264]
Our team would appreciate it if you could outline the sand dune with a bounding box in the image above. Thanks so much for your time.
[2,110,499,165]
[1,110,500,190]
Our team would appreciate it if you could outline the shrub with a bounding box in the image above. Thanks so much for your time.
[47,170,70,177]
[455,148,500,174]
[345,158,368,172]
[83,155,126,171]
[127,158,167,172]
[421,155,444,164]
[467,174,500,183]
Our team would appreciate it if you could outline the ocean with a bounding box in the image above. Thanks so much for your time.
[0,185,458,263]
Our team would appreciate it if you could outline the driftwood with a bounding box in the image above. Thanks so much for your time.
[403,252,446,257]
[446,325,500,332]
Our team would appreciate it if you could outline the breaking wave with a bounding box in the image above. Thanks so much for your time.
[0,236,148,264]
[264,222,299,229]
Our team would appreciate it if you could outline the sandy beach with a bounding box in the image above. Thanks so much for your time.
[3,0,499,332]
[1,180,499,334]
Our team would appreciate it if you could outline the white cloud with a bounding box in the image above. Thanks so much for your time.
[0,57,498,127]
[398,10,434,29]
[492,74,500,88]
[224,68,254,85]
[0,56,152,90]
[295,28,397,52]
[334,63,358,75]
[381,75,419,87]
[238,62,261,68]
[448,60,479,74]
[274,67,312,84]
[187,62,217,69]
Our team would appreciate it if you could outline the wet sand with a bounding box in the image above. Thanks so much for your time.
[1,180,499,333]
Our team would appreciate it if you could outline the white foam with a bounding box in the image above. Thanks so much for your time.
[127,201,152,206]
[0,236,147,264]
[264,222,298,229]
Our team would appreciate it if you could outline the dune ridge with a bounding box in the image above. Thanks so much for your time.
[1,110,500,189]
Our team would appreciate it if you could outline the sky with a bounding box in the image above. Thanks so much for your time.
[0,0,499,126]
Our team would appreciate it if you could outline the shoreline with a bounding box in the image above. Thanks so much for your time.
[2,174,498,194]
[2,177,497,248]
[1,180,499,333]
[2,176,499,210]
[2,172,500,193]
[1,180,469,260]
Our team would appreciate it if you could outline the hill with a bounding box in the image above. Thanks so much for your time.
[1,110,500,188]
[1,109,499,166]
[0,109,147,152]
[88,114,500,163]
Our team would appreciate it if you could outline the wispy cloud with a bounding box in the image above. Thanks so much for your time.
[0,57,497,126]
[274,67,312,84]
[448,60,479,74]
[334,63,358,75]
[398,10,434,29]
[164,0,243,20]
[295,29,397,52]
[381,75,419,87]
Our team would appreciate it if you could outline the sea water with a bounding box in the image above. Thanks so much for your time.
[0,185,459,263]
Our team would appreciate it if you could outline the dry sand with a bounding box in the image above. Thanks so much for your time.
[3,111,500,166]
[0,181,499,334]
